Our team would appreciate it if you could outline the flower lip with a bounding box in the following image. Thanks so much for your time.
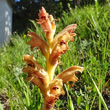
[52,86,59,90]
[56,24,77,37]
[54,66,84,84]
[28,62,35,68]
[60,40,66,45]
[75,72,77,75]
[41,16,46,20]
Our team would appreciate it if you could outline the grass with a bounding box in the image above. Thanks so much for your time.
[0,2,110,110]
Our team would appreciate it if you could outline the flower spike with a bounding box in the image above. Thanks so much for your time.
[23,7,84,110]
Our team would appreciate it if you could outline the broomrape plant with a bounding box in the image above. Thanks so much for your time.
[22,7,84,110]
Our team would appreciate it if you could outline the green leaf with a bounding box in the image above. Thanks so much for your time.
[77,96,82,105]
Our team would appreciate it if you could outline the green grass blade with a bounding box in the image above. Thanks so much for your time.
[64,84,74,110]
[87,70,108,110]
[0,103,3,110]
[8,89,13,110]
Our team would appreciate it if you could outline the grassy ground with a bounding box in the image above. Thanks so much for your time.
[0,2,110,110]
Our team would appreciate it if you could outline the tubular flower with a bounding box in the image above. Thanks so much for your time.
[23,7,84,110]
[37,7,52,33]
[27,32,49,57]
[36,7,56,43]
[22,55,49,97]
[44,79,65,110]
[50,32,74,65]
[52,24,77,48]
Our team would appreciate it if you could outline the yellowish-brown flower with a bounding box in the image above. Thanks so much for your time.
[27,32,49,57]
[52,24,77,49]
[49,24,77,65]
[22,55,49,97]
[54,66,84,84]
[36,7,56,43]
[37,7,52,33]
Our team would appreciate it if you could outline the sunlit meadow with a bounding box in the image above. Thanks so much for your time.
[0,1,110,110]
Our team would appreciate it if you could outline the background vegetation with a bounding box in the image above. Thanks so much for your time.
[0,0,110,110]
[13,0,107,33]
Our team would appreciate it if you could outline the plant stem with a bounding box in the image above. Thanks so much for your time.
[46,60,57,81]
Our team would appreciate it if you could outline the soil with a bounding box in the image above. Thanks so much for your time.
[0,89,10,110]
[103,87,110,110]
